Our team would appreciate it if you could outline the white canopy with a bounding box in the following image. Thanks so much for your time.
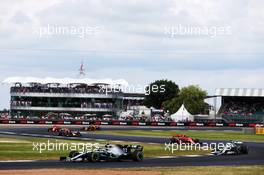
[170,104,194,122]
[2,76,129,86]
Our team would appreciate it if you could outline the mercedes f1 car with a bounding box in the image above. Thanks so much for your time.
[60,144,144,162]
[211,141,249,155]
[170,134,201,145]
[81,125,100,131]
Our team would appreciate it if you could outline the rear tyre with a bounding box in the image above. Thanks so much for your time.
[77,132,81,137]
[194,139,200,143]
[132,151,144,162]
[89,152,100,162]
[169,139,175,144]
[58,131,62,136]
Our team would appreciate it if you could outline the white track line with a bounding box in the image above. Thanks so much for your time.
[0,140,30,143]
[184,155,204,157]
[0,132,16,134]
[156,156,179,158]
[147,143,159,145]
[0,160,37,163]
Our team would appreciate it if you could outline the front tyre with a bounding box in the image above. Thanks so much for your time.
[69,151,79,158]
[240,145,249,154]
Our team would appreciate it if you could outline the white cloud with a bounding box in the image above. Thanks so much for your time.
[0,0,264,109]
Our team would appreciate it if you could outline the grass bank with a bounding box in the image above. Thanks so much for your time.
[93,130,264,142]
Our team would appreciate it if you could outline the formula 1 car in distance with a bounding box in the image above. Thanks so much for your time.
[211,141,249,155]
[48,126,61,133]
[48,126,81,137]
[81,125,100,131]
[60,144,144,162]
[170,134,201,145]
[58,128,81,137]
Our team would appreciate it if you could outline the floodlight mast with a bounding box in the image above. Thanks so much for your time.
[79,61,85,77]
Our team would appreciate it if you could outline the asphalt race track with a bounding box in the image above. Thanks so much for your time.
[0,125,263,169]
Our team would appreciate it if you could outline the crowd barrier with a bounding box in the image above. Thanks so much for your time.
[0,119,263,127]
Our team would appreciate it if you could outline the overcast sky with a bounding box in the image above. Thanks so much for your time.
[0,0,264,109]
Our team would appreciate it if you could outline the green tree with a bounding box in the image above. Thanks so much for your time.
[144,80,179,109]
[163,85,209,114]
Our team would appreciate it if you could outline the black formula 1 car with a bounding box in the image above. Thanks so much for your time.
[58,128,81,137]
[60,144,144,162]
[211,141,249,155]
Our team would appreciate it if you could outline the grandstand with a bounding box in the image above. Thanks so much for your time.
[3,77,145,120]
[216,88,264,124]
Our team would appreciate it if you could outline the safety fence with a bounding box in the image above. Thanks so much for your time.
[0,119,263,127]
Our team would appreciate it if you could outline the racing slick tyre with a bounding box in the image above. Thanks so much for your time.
[239,145,249,154]
[194,139,200,143]
[233,147,240,155]
[89,152,100,162]
[243,147,249,154]
[69,151,79,158]
[170,139,179,144]
[76,132,81,137]
[132,151,144,162]
[194,139,202,145]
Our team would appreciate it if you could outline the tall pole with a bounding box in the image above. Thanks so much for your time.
[79,61,85,77]
[214,97,217,121]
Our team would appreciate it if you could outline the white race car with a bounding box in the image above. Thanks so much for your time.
[212,141,249,155]
[60,144,144,162]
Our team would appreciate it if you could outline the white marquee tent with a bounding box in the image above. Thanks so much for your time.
[170,104,194,122]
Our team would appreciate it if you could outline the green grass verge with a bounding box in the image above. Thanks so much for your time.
[93,130,264,142]
[0,136,209,160]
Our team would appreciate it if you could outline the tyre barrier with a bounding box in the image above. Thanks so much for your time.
[0,119,263,128]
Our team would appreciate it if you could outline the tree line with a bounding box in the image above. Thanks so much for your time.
[144,79,209,115]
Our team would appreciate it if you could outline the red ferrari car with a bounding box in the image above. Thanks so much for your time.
[81,125,100,131]
[170,134,201,144]
[48,126,61,133]
[48,126,81,137]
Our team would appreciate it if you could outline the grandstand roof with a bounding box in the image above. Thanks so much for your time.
[215,88,264,97]
[2,76,129,86]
